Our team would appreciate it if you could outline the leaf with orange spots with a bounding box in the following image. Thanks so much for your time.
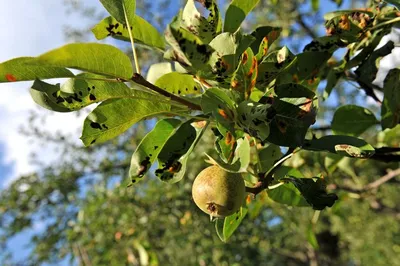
[0,57,74,83]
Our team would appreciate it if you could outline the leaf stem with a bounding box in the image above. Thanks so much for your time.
[131,73,202,111]
[123,3,140,74]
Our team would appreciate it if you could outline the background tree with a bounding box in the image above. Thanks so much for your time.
[1,0,400,265]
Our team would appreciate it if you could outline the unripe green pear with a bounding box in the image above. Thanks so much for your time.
[192,165,245,218]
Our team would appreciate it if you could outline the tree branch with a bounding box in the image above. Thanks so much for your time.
[131,73,202,111]
[328,168,400,193]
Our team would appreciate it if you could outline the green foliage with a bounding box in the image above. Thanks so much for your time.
[1,1,400,264]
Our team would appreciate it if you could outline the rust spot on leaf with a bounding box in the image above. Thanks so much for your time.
[5,74,17,82]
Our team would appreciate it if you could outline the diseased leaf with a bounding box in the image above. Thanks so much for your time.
[155,72,201,96]
[32,43,133,79]
[303,135,375,158]
[205,136,250,173]
[224,0,260,33]
[381,69,400,129]
[181,0,222,43]
[155,120,197,182]
[80,97,171,146]
[332,105,377,136]
[99,0,136,26]
[249,26,282,60]
[222,206,248,241]
[0,57,74,83]
[92,16,165,51]
[30,83,71,113]
[30,73,133,112]
[231,48,258,99]
[129,118,182,184]
[283,177,338,210]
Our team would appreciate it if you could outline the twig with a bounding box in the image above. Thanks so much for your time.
[123,3,140,74]
[246,147,296,195]
[344,70,382,103]
[297,14,318,39]
[329,168,400,193]
[131,73,202,111]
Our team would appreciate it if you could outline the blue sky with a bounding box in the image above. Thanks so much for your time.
[1,0,400,265]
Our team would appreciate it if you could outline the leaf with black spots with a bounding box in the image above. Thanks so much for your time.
[99,0,136,27]
[30,73,133,112]
[155,120,198,183]
[81,97,171,146]
[155,72,201,95]
[181,0,221,43]
[92,15,165,52]
[231,48,258,99]
[129,118,182,184]
[249,26,282,61]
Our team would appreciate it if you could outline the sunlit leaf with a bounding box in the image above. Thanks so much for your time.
[0,57,73,83]
[222,206,248,241]
[155,72,201,95]
[129,118,182,184]
[224,0,260,33]
[80,96,171,146]
[32,43,133,79]
[99,0,136,26]
[92,16,165,51]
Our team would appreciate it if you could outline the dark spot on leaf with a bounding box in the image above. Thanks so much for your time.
[90,139,96,144]
[154,146,159,150]
[89,94,96,101]
[90,122,102,130]
[102,124,109,130]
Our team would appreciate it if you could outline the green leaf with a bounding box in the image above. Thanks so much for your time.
[80,96,171,146]
[205,136,250,173]
[355,41,395,85]
[32,43,133,79]
[267,166,309,207]
[30,73,133,112]
[222,206,248,241]
[381,69,400,129]
[211,126,238,164]
[129,118,182,185]
[283,177,338,210]
[155,120,198,183]
[303,135,375,158]
[99,0,136,26]
[0,57,74,83]
[236,100,271,141]
[312,0,319,11]
[332,105,378,136]
[307,224,320,249]
[257,144,282,173]
[201,87,237,131]
[91,16,165,52]
[155,72,201,96]
[266,86,317,147]
[224,0,260,33]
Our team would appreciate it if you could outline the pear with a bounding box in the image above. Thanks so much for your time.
[192,165,245,218]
